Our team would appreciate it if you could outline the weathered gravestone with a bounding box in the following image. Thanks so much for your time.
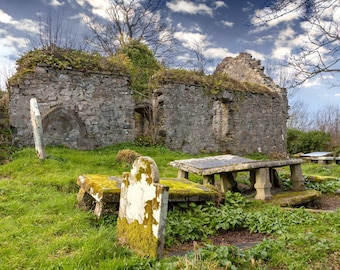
[116,156,169,258]
[30,98,46,159]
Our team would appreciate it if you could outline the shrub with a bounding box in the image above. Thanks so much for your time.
[116,149,140,164]
[287,128,331,154]
[116,40,162,102]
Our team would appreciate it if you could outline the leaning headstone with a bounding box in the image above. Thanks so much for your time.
[116,156,169,258]
[30,98,46,159]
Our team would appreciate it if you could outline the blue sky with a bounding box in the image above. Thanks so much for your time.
[0,0,339,112]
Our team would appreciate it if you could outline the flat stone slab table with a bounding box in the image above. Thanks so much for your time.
[301,152,339,164]
[77,174,218,217]
[169,155,306,200]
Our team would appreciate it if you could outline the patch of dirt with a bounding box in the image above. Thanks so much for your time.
[165,193,340,257]
[306,193,340,210]
[165,230,269,257]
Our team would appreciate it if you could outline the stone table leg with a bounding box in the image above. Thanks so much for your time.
[290,164,305,191]
[177,170,189,179]
[77,188,95,210]
[220,172,238,192]
[94,202,104,218]
[249,170,255,189]
[203,174,215,186]
[254,168,272,200]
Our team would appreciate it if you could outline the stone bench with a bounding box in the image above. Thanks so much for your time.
[77,174,218,217]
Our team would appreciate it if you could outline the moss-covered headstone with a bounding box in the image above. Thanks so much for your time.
[116,156,169,258]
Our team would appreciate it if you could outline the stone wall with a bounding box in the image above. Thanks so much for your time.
[156,81,288,155]
[9,66,135,149]
[8,53,288,155]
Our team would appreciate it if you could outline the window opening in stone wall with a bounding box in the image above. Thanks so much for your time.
[213,99,231,142]
[134,105,150,137]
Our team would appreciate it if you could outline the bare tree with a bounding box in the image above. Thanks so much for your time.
[264,59,296,97]
[28,9,83,51]
[254,0,340,86]
[312,104,340,147]
[84,0,176,60]
[287,99,312,131]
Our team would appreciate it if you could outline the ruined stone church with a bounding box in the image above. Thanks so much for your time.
[8,53,288,155]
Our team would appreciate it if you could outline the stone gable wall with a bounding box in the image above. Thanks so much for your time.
[215,52,281,92]
[9,66,135,149]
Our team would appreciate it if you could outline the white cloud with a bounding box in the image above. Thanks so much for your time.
[0,33,27,89]
[221,20,234,28]
[204,47,235,59]
[15,19,40,34]
[176,52,191,62]
[0,9,13,24]
[78,0,111,19]
[271,27,301,60]
[215,1,228,9]
[242,2,254,12]
[245,50,265,61]
[301,77,323,88]
[0,35,28,51]
[0,55,15,90]
[0,9,39,33]
[189,23,203,32]
[335,93,340,97]
[250,2,302,33]
[50,0,65,7]
[167,0,214,17]
[174,31,211,49]
[75,0,85,6]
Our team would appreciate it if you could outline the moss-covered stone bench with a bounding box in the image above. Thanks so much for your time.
[77,174,218,217]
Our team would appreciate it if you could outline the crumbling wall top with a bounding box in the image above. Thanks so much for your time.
[214,52,283,93]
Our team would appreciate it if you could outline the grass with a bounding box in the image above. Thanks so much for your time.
[0,144,340,269]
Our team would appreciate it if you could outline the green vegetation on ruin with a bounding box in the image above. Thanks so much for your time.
[8,46,130,85]
[152,68,273,95]
[0,144,339,269]
[9,42,274,105]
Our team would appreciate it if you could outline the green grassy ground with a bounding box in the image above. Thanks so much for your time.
[0,144,339,269]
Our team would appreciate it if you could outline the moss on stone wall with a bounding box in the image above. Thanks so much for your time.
[152,69,274,95]
[9,46,129,85]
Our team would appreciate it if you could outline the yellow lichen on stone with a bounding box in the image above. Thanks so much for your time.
[269,190,321,207]
[122,172,130,187]
[133,157,156,184]
[306,175,339,182]
[160,178,218,197]
[78,174,120,196]
[116,217,160,258]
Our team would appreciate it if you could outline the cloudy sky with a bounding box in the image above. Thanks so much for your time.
[0,0,339,112]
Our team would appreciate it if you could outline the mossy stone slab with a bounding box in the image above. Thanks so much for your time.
[77,174,218,203]
[306,175,339,182]
[269,190,322,207]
